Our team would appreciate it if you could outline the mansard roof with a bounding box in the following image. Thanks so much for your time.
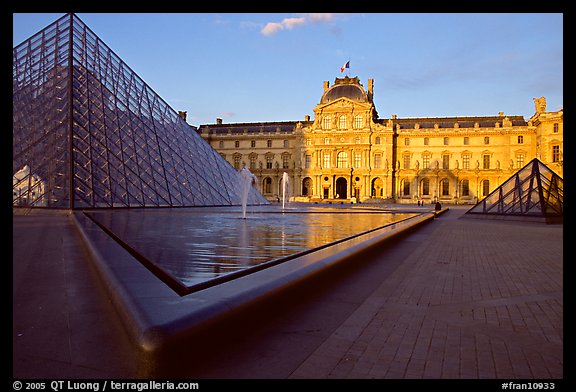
[198,121,312,135]
[384,115,527,129]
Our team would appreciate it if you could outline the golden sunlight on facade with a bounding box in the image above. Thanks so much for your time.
[198,77,563,204]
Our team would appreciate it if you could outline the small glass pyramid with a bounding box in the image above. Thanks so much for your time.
[464,158,563,223]
[13,14,268,208]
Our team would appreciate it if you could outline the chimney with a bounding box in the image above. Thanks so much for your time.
[392,114,397,119]
[178,111,187,121]
[499,111,504,117]
[304,115,310,121]
[323,81,330,92]
[216,118,223,125]
[368,79,374,95]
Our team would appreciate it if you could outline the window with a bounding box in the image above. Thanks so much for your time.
[552,145,561,162]
[354,137,361,144]
[235,140,240,148]
[249,155,257,170]
[264,177,272,194]
[339,115,347,129]
[306,138,312,146]
[266,156,273,169]
[219,140,224,148]
[422,155,430,169]
[482,180,490,197]
[404,138,410,146]
[337,152,348,168]
[553,123,559,133]
[516,154,524,169]
[483,154,490,169]
[462,154,470,169]
[251,140,256,148]
[517,135,524,144]
[323,154,331,169]
[441,178,449,196]
[374,154,382,169]
[484,136,490,145]
[403,154,410,169]
[424,137,429,146]
[421,178,430,196]
[461,179,470,196]
[354,153,362,168]
[403,180,410,196]
[463,137,469,145]
[233,155,241,170]
[283,140,289,148]
[324,137,330,145]
[354,115,363,129]
[267,139,272,148]
[305,154,312,169]
[282,155,290,169]
[443,137,449,145]
[442,154,450,170]
[323,116,331,129]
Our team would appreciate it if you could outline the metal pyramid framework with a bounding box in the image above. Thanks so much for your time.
[13,13,267,208]
[464,158,563,223]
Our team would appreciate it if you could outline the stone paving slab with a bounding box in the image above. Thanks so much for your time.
[289,208,563,379]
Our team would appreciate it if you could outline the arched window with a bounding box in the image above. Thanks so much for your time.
[421,178,430,196]
[441,178,450,196]
[371,177,383,197]
[375,136,381,145]
[482,180,490,197]
[302,177,313,196]
[337,151,348,168]
[263,177,272,194]
[461,179,470,196]
[402,179,410,196]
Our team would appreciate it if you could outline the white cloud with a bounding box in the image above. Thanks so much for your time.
[282,17,306,29]
[261,22,284,36]
[260,13,340,36]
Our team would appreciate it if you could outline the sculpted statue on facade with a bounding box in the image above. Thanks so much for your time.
[533,97,547,113]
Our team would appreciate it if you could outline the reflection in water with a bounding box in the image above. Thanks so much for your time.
[88,208,416,288]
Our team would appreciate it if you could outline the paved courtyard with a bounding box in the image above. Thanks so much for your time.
[289,209,563,379]
[12,206,562,380]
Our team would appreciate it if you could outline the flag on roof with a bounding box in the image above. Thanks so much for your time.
[340,61,350,73]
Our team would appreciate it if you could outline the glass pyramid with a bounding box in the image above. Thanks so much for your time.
[13,13,268,208]
[464,158,563,223]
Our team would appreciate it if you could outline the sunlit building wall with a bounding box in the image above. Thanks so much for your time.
[198,77,563,204]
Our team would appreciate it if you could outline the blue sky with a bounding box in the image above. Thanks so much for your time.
[13,13,563,126]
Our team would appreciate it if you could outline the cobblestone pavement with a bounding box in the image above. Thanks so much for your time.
[290,209,563,379]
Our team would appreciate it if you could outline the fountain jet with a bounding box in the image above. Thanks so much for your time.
[240,166,257,219]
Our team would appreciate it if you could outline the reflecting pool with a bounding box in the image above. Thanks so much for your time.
[86,205,418,291]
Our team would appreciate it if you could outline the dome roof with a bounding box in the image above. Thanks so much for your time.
[320,76,369,104]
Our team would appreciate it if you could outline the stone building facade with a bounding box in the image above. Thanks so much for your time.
[197,76,563,204]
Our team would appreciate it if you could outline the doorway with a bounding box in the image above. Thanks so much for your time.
[336,177,347,199]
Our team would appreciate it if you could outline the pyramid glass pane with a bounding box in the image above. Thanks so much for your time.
[465,158,563,222]
[13,14,268,209]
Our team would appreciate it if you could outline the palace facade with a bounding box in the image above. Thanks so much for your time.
[197,76,563,204]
